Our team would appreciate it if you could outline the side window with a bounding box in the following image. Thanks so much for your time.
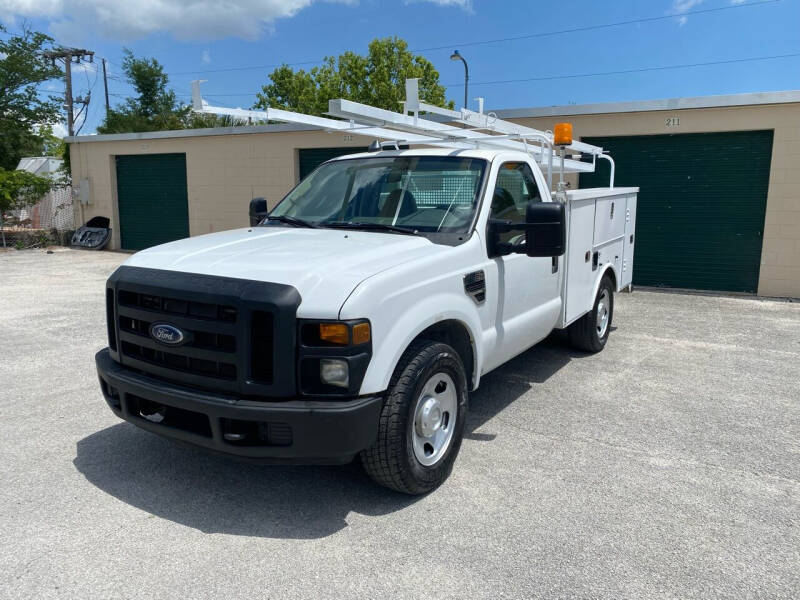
[490,162,542,243]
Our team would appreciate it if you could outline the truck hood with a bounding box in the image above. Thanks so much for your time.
[123,226,441,317]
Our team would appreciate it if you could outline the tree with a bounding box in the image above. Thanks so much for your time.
[97,49,189,134]
[185,113,250,129]
[0,26,63,171]
[255,37,452,115]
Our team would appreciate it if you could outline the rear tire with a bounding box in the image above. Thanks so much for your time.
[568,274,614,353]
[361,340,468,495]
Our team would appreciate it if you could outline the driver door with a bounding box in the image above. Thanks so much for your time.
[486,161,562,365]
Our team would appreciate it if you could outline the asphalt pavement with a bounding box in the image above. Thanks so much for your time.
[1,248,798,599]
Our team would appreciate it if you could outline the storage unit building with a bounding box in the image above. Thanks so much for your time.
[67,90,800,298]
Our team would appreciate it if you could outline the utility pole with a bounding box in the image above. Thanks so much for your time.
[44,48,95,137]
[102,58,110,116]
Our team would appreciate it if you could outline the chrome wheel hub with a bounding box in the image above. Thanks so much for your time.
[412,373,457,467]
[596,289,610,338]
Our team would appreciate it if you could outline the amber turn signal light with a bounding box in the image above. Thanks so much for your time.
[319,323,349,345]
[554,122,573,146]
[352,322,371,345]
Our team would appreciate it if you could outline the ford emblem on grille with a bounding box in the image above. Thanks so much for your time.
[149,323,185,346]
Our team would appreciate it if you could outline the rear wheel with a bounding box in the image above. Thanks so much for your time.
[568,274,614,352]
[361,340,468,495]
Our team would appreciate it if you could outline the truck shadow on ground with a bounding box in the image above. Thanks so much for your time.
[73,333,593,540]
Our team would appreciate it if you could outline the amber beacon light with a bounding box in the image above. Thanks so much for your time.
[554,122,573,146]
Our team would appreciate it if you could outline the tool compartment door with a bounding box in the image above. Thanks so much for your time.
[622,193,637,289]
[593,194,626,247]
[564,197,597,324]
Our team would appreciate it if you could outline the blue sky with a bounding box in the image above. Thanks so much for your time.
[2,0,798,135]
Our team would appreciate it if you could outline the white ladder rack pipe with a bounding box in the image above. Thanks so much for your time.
[597,153,615,188]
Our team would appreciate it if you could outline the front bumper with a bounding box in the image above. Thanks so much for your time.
[96,348,383,465]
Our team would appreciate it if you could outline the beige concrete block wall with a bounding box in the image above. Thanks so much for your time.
[69,129,366,250]
[69,101,800,297]
[509,103,800,298]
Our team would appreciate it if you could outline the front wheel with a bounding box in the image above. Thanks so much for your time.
[568,274,614,352]
[361,340,468,495]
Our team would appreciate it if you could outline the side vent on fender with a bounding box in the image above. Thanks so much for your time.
[463,270,486,304]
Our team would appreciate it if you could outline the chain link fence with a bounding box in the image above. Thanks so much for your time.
[4,186,74,231]
[1,186,75,248]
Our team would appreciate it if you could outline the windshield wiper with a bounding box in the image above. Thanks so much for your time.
[323,221,419,236]
[263,215,319,228]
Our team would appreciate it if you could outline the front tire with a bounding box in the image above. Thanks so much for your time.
[361,340,468,495]
[568,274,614,352]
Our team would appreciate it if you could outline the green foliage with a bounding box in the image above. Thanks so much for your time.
[255,37,453,115]
[97,49,189,134]
[0,26,64,171]
[185,113,251,129]
[0,168,53,215]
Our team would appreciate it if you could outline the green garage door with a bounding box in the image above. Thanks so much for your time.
[579,131,773,293]
[298,147,367,180]
[116,153,190,251]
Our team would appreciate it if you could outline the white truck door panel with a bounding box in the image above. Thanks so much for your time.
[488,253,561,369]
[478,157,561,373]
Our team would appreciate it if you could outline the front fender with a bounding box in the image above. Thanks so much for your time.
[345,292,483,396]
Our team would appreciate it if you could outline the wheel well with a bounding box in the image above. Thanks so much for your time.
[413,320,476,390]
[603,265,617,291]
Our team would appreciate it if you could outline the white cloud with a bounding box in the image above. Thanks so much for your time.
[731,0,746,4]
[406,0,472,11]
[672,0,703,26]
[673,0,704,11]
[0,0,356,41]
[72,60,99,74]
[51,122,67,138]
[201,49,211,64]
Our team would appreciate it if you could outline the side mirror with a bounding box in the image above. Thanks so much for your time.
[525,202,566,257]
[249,197,268,226]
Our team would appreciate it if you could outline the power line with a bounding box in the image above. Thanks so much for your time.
[163,51,800,98]
[43,48,95,136]
[419,0,784,52]
[164,0,783,76]
[448,51,800,88]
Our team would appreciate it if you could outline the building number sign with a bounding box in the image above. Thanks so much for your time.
[665,117,680,128]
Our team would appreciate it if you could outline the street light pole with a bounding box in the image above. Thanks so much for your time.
[450,50,469,109]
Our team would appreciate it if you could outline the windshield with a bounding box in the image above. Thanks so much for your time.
[268,156,487,236]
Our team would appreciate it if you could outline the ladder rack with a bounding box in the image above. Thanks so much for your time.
[191,78,611,189]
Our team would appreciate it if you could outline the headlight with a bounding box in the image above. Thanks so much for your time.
[298,319,372,397]
[320,358,349,388]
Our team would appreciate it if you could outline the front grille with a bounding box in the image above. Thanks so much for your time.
[108,267,300,398]
[250,311,274,384]
[118,290,238,323]
[119,314,236,353]
[121,340,237,380]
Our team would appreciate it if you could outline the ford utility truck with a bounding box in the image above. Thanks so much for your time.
[96,83,637,494]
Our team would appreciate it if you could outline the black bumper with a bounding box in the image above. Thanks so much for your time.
[96,349,383,465]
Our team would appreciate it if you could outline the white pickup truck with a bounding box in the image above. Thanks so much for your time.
[97,85,637,493]
[97,144,637,494]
